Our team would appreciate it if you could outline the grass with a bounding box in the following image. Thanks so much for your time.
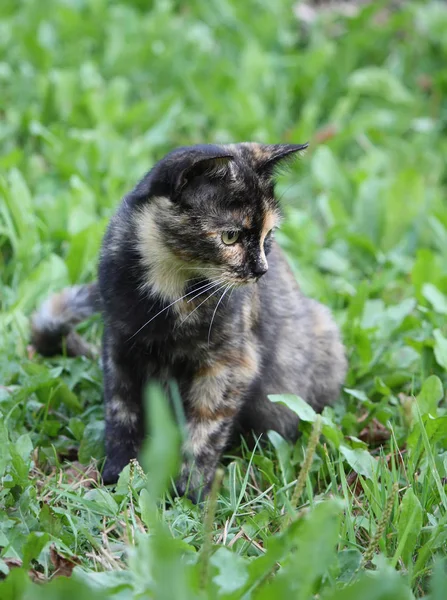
[1,0,447,597]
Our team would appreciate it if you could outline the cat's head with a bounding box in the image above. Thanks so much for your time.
[131,142,307,300]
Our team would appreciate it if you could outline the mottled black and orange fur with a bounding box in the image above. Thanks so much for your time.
[31,143,347,501]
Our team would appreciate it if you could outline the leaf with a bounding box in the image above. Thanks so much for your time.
[433,329,447,371]
[348,67,413,104]
[142,383,181,502]
[422,283,447,315]
[317,248,350,275]
[344,388,369,402]
[83,489,118,516]
[339,446,377,480]
[407,415,447,452]
[65,218,108,283]
[269,394,316,422]
[0,557,22,577]
[324,567,413,600]
[49,546,80,578]
[267,430,293,483]
[22,532,50,569]
[412,249,440,300]
[25,571,123,599]
[268,395,343,447]
[9,253,69,317]
[52,382,83,412]
[311,146,350,198]
[0,567,30,598]
[210,547,249,594]
[14,434,33,462]
[78,421,105,464]
[139,488,152,530]
[256,499,343,599]
[385,298,416,328]
[397,488,423,566]
[429,559,447,600]
[68,418,85,442]
[336,549,362,583]
[416,375,443,417]
[353,178,386,246]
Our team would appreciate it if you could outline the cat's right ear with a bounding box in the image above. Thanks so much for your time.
[174,152,234,195]
[132,146,234,202]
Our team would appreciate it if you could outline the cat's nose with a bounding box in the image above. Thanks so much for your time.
[252,260,268,278]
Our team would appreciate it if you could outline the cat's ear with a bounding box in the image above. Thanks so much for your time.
[174,151,234,194]
[255,143,308,177]
[134,145,234,202]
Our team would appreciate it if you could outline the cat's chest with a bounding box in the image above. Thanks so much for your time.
[133,334,211,383]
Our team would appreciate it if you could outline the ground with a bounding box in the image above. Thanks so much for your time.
[1,0,447,598]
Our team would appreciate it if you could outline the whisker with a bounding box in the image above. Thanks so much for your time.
[178,266,227,272]
[179,281,229,327]
[208,284,232,346]
[126,278,225,341]
[186,278,226,303]
[228,284,236,301]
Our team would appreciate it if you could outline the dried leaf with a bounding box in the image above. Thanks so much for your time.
[50,545,80,578]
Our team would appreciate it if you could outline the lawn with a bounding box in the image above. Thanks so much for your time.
[1,0,447,598]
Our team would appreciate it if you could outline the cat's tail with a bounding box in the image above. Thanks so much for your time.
[30,282,101,358]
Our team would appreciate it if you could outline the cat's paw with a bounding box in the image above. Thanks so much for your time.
[102,458,127,485]
[174,463,212,503]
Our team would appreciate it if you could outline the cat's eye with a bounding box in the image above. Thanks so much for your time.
[221,231,240,245]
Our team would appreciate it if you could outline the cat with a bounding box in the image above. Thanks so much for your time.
[31,142,347,501]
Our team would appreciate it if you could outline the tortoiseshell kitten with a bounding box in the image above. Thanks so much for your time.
[31,143,347,501]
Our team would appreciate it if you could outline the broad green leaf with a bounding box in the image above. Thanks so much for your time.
[267,430,293,483]
[78,420,105,464]
[336,549,362,583]
[429,559,447,600]
[269,395,343,447]
[412,249,440,300]
[317,248,350,275]
[311,146,350,198]
[397,488,423,566]
[269,394,316,422]
[22,532,50,569]
[324,567,413,599]
[0,568,30,600]
[84,489,118,516]
[256,499,343,599]
[422,283,447,315]
[68,417,85,441]
[348,67,413,104]
[52,381,83,412]
[65,218,108,283]
[339,446,377,480]
[416,376,443,417]
[142,383,181,501]
[210,547,249,594]
[433,329,447,371]
[14,434,33,462]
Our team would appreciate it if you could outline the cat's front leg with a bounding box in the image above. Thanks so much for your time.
[101,330,145,484]
[176,411,236,502]
[176,356,257,502]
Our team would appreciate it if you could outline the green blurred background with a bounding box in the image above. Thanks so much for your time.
[2,0,446,301]
[2,0,447,413]
[2,2,447,597]
[2,0,447,395]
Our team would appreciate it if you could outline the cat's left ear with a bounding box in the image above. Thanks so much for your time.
[256,143,308,177]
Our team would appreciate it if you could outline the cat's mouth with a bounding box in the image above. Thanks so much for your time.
[223,275,260,286]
